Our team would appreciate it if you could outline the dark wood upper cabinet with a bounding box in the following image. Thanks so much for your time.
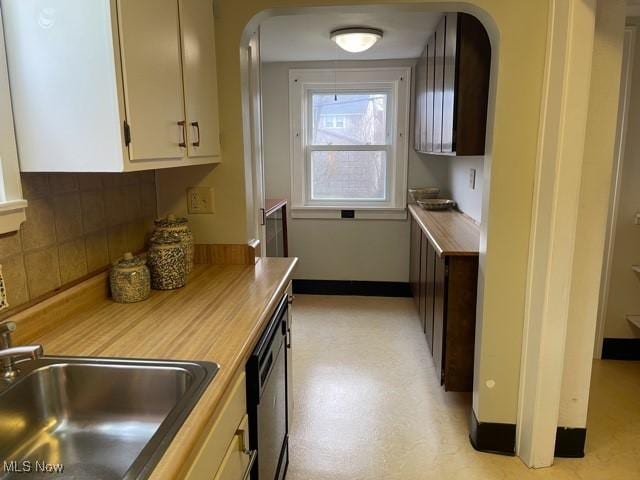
[414,46,427,152]
[414,13,491,156]
[425,40,435,152]
[432,19,445,153]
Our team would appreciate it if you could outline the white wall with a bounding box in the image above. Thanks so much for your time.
[449,156,484,223]
[411,154,484,223]
[262,59,449,282]
[558,0,626,428]
[604,17,640,339]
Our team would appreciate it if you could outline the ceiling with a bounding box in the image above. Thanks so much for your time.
[260,10,443,62]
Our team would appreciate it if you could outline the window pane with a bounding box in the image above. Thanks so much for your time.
[310,150,387,200]
[311,93,388,146]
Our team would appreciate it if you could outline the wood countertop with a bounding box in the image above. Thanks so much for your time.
[10,257,298,480]
[264,198,287,216]
[408,203,480,256]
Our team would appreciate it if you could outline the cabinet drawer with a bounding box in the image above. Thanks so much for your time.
[214,415,254,480]
[184,371,248,480]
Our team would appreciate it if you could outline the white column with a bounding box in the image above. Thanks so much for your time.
[559,0,626,429]
[516,0,597,468]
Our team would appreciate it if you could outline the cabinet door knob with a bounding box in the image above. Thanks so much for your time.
[191,121,201,147]
[178,120,187,148]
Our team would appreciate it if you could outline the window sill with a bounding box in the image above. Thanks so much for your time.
[0,199,28,234]
[291,207,407,220]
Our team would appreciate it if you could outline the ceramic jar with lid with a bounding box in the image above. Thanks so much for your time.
[109,252,151,303]
[147,231,186,290]
[154,214,194,274]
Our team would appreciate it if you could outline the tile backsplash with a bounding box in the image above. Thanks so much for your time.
[0,172,157,311]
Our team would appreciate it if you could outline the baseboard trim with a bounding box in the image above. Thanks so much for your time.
[554,427,586,458]
[468,410,516,456]
[292,279,412,297]
[602,338,640,360]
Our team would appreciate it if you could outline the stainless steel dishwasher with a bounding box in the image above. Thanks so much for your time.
[246,294,289,480]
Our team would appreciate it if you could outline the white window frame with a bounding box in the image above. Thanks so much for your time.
[289,68,410,219]
[0,10,27,234]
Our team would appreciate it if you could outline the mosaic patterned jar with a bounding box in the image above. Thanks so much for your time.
[109,253,151,304]
[147,231,186,290]
[0,264,9,311]
[154,214,194,274]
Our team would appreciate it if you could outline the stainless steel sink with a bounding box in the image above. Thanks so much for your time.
[0,356,218,480]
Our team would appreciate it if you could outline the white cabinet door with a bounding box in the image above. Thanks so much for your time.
[184,372,248,480]
[213,415,252,480]
[179,0,221,158]
[118,0,186,161]
[2,0,125,172]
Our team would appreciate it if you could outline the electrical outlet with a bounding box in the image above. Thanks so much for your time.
[187,187,214,214]
[469,168,477,190]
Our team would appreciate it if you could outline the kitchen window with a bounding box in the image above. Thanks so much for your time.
[289,68,410,219]
[0,11,27,234]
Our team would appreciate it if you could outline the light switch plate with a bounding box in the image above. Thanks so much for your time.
[187,187,214,214]
[469,168,477,190]
[635,212,640,225]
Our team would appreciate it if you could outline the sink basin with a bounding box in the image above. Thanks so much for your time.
[0,356,218,479]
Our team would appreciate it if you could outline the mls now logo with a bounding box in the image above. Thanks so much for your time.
[3,460,64,474]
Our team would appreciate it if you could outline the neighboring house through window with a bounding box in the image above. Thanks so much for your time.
[289,68,411,219]
[321,114,348,129]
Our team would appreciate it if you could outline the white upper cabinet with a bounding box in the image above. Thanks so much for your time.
[1,0,221,172]
[118,0,187,161]
[179,0,220,158]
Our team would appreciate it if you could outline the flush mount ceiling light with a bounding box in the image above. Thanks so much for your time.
[330,27,383,53]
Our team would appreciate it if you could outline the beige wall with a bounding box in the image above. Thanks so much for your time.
[261,59,448,282]
[188,0,550,425]
[446,155,484,223]
[559,0,626,428]
[0,172,157,313]
[603,16,640,340]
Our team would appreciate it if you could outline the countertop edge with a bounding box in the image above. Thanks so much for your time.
[264,198,287,216]
[152,257,299,479]
[408,204,480,256]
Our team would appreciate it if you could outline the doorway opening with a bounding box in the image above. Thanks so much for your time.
[239,3,514,475]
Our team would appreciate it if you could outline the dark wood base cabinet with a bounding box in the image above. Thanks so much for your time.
[409,215,479,392]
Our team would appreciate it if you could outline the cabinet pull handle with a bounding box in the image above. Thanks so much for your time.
[242,449,257,480]
[191,121,201,147]
[236,420,257,480]
[178,120,187,148]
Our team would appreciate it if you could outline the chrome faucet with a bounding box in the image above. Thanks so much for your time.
[0,320,15,349]
[0,321,43,380]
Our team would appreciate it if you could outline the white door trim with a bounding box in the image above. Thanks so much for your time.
[248,30,266,255]
[594,26,636,359]
[516,0,597,468]
[240,27,266,252]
